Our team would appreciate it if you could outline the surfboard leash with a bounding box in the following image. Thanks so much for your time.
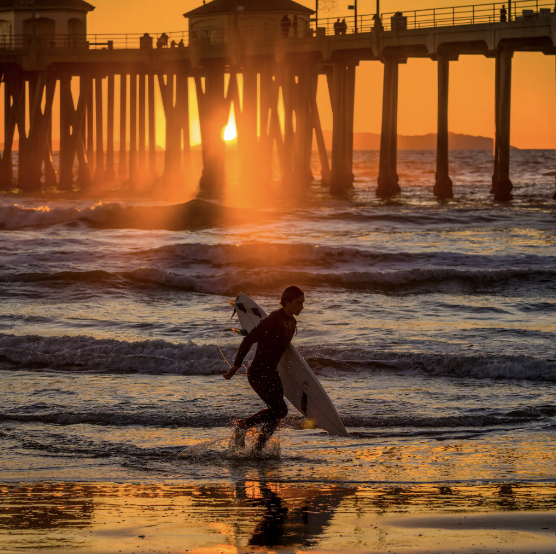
[217,308,250,388]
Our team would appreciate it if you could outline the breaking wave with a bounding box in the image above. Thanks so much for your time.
[129,242,556,271]
[1,333,554,382]
[0,409,549,429]
[0,203,112,229]
[126,266,556,296]
[0,200,267,230]
[2,266,556,295]
[0,333,227,375]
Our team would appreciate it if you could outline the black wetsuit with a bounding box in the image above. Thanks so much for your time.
[234,308,296,447]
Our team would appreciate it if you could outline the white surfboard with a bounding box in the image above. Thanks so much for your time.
[229,292,348,437]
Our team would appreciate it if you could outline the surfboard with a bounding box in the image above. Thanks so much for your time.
[229,292,349,437]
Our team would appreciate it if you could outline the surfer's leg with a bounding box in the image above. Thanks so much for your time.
[254,395,288,452]
[243,369,278,427]
[232,373,271,448]
[246,368,288,451]
[251,372,288,451]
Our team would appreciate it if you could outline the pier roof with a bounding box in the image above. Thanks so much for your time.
[0,0,95,12]
[184,0,314,18]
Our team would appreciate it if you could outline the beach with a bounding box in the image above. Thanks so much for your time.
[2,482,556,553]
[1,148,556,552]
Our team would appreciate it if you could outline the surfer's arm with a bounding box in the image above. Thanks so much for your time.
[232,315,273,367]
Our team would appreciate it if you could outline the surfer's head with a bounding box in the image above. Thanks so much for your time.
[281,286,304,316]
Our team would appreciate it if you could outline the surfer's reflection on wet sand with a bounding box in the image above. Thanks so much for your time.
[232,467,354,548]
[235,481,289,547]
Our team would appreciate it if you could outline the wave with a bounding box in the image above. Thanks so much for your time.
[130,242,556,271]
[2,198,554,233]
[124,266,556,295]
[0,270,120,284]
[1,333,555,382]
[0,410,230,428]
[310,207,556,228]
[0,203,109,229]
[2,266,555,296]
[0,333,229,375]
[0,200,269,231]
[0,409,545,429]
[411,352,556,381]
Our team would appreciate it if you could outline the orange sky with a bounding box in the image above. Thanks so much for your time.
[88,0,554,149]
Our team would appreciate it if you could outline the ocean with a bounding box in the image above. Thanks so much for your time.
[1,148,555,489]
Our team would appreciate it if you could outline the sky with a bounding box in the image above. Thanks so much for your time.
[84,0,555,149]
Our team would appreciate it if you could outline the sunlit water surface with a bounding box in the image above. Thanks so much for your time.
[1,149,555,489]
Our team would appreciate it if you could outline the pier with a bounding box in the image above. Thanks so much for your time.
[1,0,556,200]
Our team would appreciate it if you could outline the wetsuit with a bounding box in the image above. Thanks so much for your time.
[234,308,296,448]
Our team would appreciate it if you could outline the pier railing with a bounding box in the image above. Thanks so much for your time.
[0,31,189,51]
[0,0,554,51]
[380,0,555,30]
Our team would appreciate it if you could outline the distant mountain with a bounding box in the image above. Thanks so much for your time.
[320,131,516,150]
[0,132,515,152]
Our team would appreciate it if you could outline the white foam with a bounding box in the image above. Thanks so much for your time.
[301,345,556,382]
[0,333,232,375]
[413,352,556,382]
[0,202,120,230]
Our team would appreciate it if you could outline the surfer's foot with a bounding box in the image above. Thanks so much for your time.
[253,435,267,454]
[233,419,247,449]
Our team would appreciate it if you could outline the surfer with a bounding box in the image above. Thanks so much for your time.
[223,286,305,452]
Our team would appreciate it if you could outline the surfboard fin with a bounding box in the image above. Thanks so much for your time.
[232,328,248,336]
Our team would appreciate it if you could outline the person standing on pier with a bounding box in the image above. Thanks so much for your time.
[157,33,168,48]
[500,5,507,22]
[281,15,291,38]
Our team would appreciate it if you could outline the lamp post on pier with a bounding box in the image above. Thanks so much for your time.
[348,0,357,32]
[315,0,318,29]
[373,0,383,30]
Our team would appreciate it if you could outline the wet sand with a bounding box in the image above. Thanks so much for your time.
[1,481,556,553]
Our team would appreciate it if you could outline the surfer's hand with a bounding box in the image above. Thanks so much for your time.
[223,366,240,380]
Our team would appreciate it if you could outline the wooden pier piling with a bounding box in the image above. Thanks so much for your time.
[376,58,401,198]
[59,73,73,190]
[293,66,314,187]
[148,72,157,180]
[177,70,190,174]
[434,54,454,199]
[326,63,357,194]
[106,73,115,182]
[198,66,226,195]
[1,76,14,188]
[86,79,94,176]
[76,75,93,189]
[138,72,146,178]
[129,72,138,187]
[94,76,105,183]
[493,50,513,201]
[119,73,128,181]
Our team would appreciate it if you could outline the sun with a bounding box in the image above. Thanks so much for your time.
[223,103,237,142]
